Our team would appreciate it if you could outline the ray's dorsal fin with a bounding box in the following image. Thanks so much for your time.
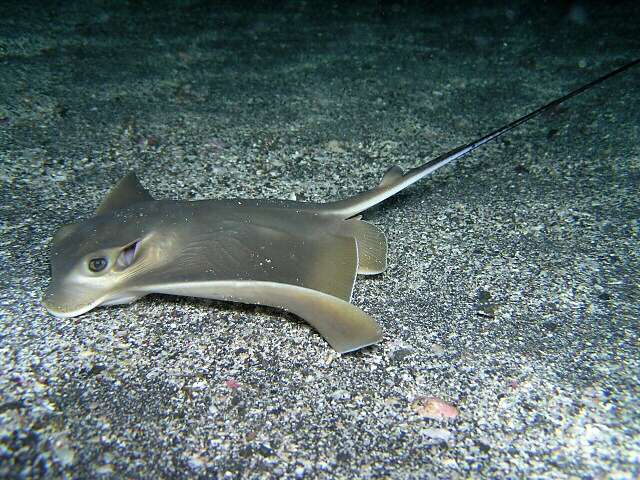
[379,165,404,188]
[96,172,154,215]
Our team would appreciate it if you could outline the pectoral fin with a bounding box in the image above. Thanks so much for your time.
[148,281,382,353]
[261,283,382,353]
[164,223,359,302]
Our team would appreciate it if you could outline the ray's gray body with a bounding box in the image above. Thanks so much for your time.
[43,59,639,352]
[46,184,392,352]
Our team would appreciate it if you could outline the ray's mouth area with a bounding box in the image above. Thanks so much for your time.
[44,298,99,318]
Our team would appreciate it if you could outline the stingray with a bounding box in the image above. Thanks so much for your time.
[43,59,638,353]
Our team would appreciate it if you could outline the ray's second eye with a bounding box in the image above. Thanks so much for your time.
[88,257,108,272]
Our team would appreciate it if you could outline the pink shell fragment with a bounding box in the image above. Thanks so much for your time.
[224,378,240,389]
[411,397,459,420]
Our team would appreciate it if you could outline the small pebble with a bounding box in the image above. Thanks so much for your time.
[420,427,453,443]
[224,378,240,389]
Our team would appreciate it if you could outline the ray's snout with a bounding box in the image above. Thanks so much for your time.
[43,280,98,318]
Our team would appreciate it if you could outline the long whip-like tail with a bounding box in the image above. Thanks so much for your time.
[325,58,640,219]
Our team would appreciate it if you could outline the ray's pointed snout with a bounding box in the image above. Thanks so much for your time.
[43,281,98,318]
[43,283,75,318]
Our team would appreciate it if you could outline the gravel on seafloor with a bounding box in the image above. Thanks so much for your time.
[1,1,639,478]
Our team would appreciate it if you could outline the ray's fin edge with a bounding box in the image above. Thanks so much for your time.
[96,172,154,215]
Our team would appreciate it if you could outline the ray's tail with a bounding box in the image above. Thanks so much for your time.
[324,58,639,219]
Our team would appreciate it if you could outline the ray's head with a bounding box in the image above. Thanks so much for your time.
[43,173,159,318]
[43,214,154,317]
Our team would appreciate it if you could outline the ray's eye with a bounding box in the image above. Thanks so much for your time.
[88,257,108,272]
